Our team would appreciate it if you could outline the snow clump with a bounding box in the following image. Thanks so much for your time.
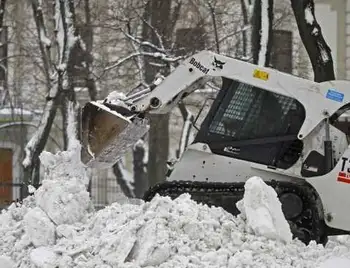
[237,176,292,243]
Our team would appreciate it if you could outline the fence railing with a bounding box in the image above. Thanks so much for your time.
[0,182,28,208]
[0,175,123,210]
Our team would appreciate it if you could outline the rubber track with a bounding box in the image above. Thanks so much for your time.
[143,180,326,244]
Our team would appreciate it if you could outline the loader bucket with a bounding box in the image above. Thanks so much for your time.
[81,101,149,169]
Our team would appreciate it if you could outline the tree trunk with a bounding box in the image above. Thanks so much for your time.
[61,94,79,150]
[147,113,170,187]
[290,0,335,82]
[60,78,77,149]
[23,93,60,187]
[113,161,135,198]
[251,0,274,66]
[23,1,59,189]
[142,0,173,186]
[133,140,148,198]
[207,1,220,53]
[84,0,97,101]
[58,0,81,147]
[241,0,249,59]
[30,0,52,84]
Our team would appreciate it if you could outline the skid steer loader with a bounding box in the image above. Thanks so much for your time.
[81,50,350,244]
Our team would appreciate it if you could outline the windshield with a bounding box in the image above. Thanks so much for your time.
[195,77,306,169]
[205,78,305,141]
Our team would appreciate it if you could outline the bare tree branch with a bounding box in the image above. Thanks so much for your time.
[84,0,97,100]
[104,52,184,71]
[122,30,166,53]
[30,0,52,87]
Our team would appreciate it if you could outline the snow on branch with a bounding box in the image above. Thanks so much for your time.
[66,101,80,150]
[258,0,269,66]
[0,0,6,29]
[23,0,81,181]
[302,2,329,64]
[33,0,51,48]
[23,97,58,168]
[136,9,165,51]
[23,0,62,170]
[304,5,314,25]
[252,0,273,66]
[122,31,166,53]
[104,52,184,71]
[31,0,52,82]
[290,0,335,82]
[55,0,78,71]
[122,28,146,82]
[243,0,254,17]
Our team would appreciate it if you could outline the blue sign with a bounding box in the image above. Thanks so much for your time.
[326,89,344,103]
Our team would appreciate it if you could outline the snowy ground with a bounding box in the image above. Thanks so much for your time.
[1,143,350,267]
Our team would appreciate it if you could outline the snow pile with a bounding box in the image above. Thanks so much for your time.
[0,141,93,267]
[0,256,15,268]
[2,145,350,267]
[319,257,350,268]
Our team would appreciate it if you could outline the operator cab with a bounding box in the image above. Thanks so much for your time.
[194,77,349,177]
[195,77,305,170]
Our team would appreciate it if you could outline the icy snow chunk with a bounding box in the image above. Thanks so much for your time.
[36,141,92,225]
[39,142,88,186]
[56,224,79,239]
[228,249,253,267]
[28,184,36,194]
[35,178,91,225]
[130,220,171,267]
[0,256,15,268]
[237,176,292,243]
[104,91,130,108]
[23,207,55,247]
[30,247,58,268]
[319,257,350,268]
[99,228,138,265]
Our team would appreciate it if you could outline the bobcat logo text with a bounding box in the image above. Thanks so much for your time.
[189,58,210,74]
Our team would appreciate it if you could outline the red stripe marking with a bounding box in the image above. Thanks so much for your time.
[337,176,350,184]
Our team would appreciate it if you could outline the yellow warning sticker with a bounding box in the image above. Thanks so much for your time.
[253,69,269,81]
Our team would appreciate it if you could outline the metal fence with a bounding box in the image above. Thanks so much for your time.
[0,175,124,210]
[0,182,29,209]
[88,169,126,209]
